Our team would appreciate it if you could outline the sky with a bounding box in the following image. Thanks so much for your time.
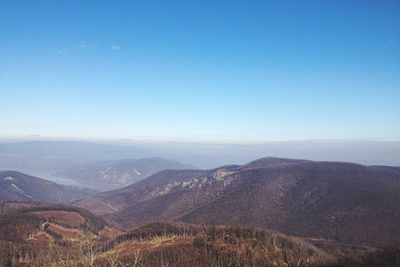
[1,0,399,142]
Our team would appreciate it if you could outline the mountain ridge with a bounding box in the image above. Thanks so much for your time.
[0,170,96,203]
[77,157,400,247]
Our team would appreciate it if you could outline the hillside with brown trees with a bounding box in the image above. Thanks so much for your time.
[77,158,400,247]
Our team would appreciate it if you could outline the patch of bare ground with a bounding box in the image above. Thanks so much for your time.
[29,210,85,226]
[45,223,84,240]
[99,226,123,241]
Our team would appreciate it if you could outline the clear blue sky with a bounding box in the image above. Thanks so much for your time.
[1,0,399,141]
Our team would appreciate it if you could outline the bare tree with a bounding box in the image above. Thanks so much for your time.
[131,249,143,267]
[107,249,121,267]
[76,232,97,267]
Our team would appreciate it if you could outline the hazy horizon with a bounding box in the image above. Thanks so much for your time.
[1,138,399,169]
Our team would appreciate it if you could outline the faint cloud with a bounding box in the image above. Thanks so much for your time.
[80,44,98,49]
[111,44,121,51]
[379,40,394,50]
[56,50,67,55]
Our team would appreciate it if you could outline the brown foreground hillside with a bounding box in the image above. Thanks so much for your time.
[0,202,333,267]
[1,202,400,266]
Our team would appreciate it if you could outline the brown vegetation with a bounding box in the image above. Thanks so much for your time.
[29,211,85,227]
[0,202,109,266]
[95,222,332,267]
[0,205,398,267]
[319,245,400,267]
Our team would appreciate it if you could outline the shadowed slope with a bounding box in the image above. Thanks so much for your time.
[0,171,96,203]
[78,158,400,247]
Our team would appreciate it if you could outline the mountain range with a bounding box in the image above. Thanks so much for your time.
[77,157,400,247]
